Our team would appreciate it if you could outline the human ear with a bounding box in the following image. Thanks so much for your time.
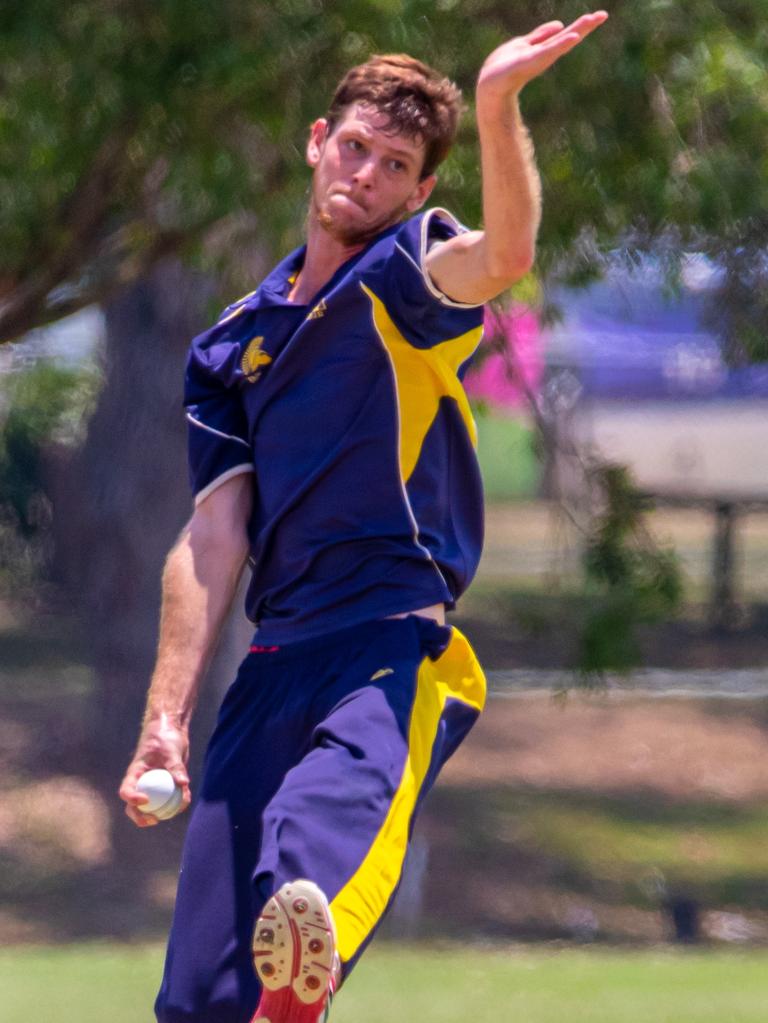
[405,173,437,212]
[306,118,329,168]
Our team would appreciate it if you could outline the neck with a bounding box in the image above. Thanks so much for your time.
[288,212,366,305]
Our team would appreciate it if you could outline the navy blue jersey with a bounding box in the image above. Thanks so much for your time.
[185,207,485,642]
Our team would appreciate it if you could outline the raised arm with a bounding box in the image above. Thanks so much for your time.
[118,472,253,826]
[426,11,608,305]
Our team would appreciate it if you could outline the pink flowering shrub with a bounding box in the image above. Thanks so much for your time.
[464,305,543,411]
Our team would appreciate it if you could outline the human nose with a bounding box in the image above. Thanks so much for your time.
[352,155,377,188]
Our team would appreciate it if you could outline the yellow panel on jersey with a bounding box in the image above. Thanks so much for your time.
[362,284,483,484]
[329,626,486,963]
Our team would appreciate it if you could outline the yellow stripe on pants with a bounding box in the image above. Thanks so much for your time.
[330,627,486,962]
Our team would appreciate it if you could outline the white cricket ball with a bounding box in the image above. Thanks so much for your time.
[136,768,183,820]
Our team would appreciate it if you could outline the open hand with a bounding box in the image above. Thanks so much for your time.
[477,11,609,108]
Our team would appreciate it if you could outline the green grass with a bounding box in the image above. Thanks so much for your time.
[427,784,768,917]
[1,943,767,1023]
[526,795,768,883]
[509,788,768,901]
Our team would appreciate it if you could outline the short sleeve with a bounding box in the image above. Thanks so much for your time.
[184,323,254,505]
[362,207,485,350]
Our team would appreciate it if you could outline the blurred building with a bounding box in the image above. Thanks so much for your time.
[543,256,768,500]
[464,256,768,507]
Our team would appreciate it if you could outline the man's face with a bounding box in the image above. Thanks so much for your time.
[306,103,437,246]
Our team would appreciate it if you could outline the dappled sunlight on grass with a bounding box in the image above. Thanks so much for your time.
[520,790,768,889]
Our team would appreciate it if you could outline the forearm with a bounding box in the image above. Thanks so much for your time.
[143,516,249,730]
[120,474,252,825]
[424,99,540,305]
[476,93,541,279]
[426,13,607,305]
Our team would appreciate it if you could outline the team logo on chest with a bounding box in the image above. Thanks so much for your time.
[307,299,327,321]
[241,336,272,383]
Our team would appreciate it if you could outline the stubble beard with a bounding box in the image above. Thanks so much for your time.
[312,187,409,248]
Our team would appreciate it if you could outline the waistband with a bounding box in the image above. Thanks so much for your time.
[247,613,452,664]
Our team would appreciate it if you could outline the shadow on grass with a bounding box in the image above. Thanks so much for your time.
[412,784,768,942]
[2,603,767,945]
[2,780,768,944]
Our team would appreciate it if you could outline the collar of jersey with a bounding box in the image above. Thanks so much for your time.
[254,220,404,311]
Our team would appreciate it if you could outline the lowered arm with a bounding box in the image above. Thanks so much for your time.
[118,472,252,826]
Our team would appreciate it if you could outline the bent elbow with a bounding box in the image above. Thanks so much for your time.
[484,247,535,286]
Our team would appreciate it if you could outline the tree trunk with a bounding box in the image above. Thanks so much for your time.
[51,259,252,795]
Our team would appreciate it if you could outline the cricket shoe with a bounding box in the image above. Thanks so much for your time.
[251,878,340,1023]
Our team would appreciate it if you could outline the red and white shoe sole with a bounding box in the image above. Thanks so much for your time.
[251,879,337,1023]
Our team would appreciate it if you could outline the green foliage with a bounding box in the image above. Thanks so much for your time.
[578,463,683,679]
[481,299,685,678]
[2,1,768,357]
[0,360,99,552]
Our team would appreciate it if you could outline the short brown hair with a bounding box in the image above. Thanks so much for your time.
[325,54,463,178]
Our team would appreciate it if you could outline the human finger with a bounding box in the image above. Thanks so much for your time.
[124,802,159,828]
[517,31,583,78]
[559,10,609,41]
[531,10,607,59]
[525,20,564,45]
[527,13,606,71]
[165,762,192,809]
[118,762,147,805]
[166,762,190,789]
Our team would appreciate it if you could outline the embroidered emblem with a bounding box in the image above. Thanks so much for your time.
[241,336,272,382]
[307,299,328,321]
[370,667,395,681]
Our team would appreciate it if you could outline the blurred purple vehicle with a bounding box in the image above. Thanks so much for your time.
[545,258,768,402]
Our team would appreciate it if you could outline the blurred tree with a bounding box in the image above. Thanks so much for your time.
[2,0,768,357]
[579,463,683,677]
[3,1,767,776]
[48,259,251,793]
[0,361,97,591]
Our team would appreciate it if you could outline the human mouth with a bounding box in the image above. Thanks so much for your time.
[330,190,368,212]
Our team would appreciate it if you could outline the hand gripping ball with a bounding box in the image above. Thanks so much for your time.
[136,768,183,820]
